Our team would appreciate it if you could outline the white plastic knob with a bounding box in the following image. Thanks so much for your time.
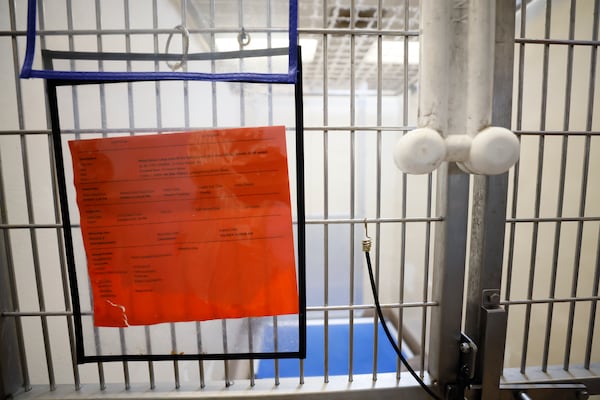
[467,127,520,175]
[393,128,446,174]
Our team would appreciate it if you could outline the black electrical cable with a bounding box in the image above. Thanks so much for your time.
[364,251,443,400]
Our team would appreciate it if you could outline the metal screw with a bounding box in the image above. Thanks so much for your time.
[460,342,471,353]
[577,390,589,400]
[461,365,471,377]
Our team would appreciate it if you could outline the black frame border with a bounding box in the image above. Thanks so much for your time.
[44,48,306,364]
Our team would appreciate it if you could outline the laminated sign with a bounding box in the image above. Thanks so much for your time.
[69,127,299,327]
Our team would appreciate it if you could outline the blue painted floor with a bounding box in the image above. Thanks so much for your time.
[256,319,406,378]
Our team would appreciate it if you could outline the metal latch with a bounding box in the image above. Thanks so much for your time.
[459,333,477,381]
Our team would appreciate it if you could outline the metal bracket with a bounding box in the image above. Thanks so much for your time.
[482,288,501,309]
[459,333,478,381]
[443,334,479,400]
[466,383,589,400]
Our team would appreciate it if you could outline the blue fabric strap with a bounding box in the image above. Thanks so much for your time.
[20,0,298,84]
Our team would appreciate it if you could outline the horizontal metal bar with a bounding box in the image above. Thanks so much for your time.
[0,30,27,36]
[305,126,415,132]
[0,217,440,230]
[1,311,91,317]
[0,224,66,229]
[502,363,600,395]
[9,298,598,315]
[2,373,436,400]
[3,301,438,318]
[0,27,289,37]
[307,302,438,312]
[515,130,600,136]
[501,296,600,306]
[0,27,419,38]
[306,217,443,225]
[299,28,419,36]
[507,216,600,223]
[515,38,600,46]
[0,125,416,136]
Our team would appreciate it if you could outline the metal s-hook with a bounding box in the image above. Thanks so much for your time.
[165,25,190,71]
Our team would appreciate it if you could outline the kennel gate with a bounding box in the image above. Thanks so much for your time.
[1,0,599,399]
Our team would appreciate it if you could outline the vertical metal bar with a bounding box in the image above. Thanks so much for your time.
[195,322,205,388]
[426,0,470,393]
[396,0,410,379]
[43,0,81,389]
[397,193,406,380]
[222,320,231,387]
[322,0,329,385]
[543,0,575,372]
[348,0,356,384]
[520,0,552,375]
[145,326,155,389]
[583,0,600,371]
[4,0,30,392]
[118,330,130,388]
[428,162,470,394]
[562,0,581,371]
[417,0,433,373]
[9,0,55,390]
[248,320,255,386]
[585,225,600,369]
[146,0,160,390]
[94,0,107,132]
[117,2,132,390]
[264,0,280,387]
[464,2,515,391]
[234,0,255,386]
[92,1,110,389]
[420,172,433,378]
[169,1,189,390]
[171,324,180,389]
[505,0,528,317]
[64,0,81,139]
[371,0,383,382]
[272,316,279,385]
[207,0,226,385]
[0,158,27,395]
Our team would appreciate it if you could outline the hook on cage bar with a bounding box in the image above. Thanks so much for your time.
[237,28,251,48]
[165,25,190,71]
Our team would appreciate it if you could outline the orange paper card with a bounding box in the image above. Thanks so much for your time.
[69,127,299,327]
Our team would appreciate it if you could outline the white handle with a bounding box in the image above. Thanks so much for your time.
[395,0,520,176]
[394,127,519,175]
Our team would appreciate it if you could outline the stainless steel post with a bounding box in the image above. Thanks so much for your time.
[425,0,470,395]
[464,2,515,397]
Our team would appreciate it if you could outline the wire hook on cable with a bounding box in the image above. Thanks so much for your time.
[362,219,372,252]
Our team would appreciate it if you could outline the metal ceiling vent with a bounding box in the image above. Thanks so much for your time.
[328,6,387,29]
